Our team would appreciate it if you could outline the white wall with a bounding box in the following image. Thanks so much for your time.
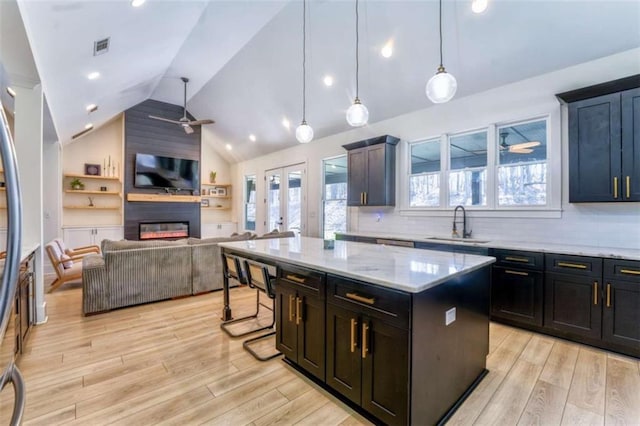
[42,139,60,244]
[201,127,233,225]
[232,49,640,249]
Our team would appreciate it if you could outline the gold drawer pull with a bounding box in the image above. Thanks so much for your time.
[296,297,302,325]
[606,283,611,308]
[346,292,375,305]
[505,270,529,276]
[614,177,619,199]
[286,274,306,284]
[593,281,598,305]
[362,323,369,359]
[620,269,640,276]
[557,262,587,269]
[288,294,295,322]
[350,318,357,353]
[505,256,529,263]
[364,192,367,205]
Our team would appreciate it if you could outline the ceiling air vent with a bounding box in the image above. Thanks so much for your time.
[93,37,110,56]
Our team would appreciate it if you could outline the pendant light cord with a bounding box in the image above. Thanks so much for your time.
[438,0,443,68]
[355,0,359,99]
[302,0,307,122]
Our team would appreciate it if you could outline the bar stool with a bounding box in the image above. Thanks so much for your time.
[242,259,281,361]
[220,253,274,338]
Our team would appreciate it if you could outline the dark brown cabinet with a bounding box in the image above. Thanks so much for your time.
[343,135,399,207]
[544,254,603,340]
[560,76,640,202]
[602,259,640,353]
[491,249,544,327]
[326,276,409,425]
[275,263,325,380]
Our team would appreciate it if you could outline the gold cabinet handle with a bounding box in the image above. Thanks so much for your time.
[350,318,357,353]
[505,256,529,263]
[614,176,619,199]
[296,297,302,325]
[286,274,306,284]
[593,281,598,305]
[361,322,369,359]
[620,268,640,276]
[346,292,375,305]
[626,176,630,199]
[606,283,611,308]
[360,192,364,205]
[288,294,295,322]
[557,262,587,269]
[364,192,367,205]
[505,270,529,276]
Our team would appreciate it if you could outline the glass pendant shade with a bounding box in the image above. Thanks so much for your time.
[346,99,369,127]
[426,67,457,104]
[296,122,314,143]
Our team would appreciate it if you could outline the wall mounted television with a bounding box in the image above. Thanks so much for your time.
[134,153,199,191]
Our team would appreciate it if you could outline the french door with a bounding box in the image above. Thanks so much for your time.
[266,164,306,235]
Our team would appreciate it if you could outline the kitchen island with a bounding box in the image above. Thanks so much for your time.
[219,236,496,425]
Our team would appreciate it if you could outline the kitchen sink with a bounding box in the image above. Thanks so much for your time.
[424,237,490,244]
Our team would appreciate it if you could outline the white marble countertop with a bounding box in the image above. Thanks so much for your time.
[337,231,640,261]
[219,236,495,293]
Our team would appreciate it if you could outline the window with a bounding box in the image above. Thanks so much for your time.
[409,139,440,207]
[497,119,547,206]
[244,175,256,231]
[449,130,487,206]
[322,156,347,239]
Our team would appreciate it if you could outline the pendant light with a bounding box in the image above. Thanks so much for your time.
[346,0,369,127]
[296,0,314,144]
[426,0,457,104]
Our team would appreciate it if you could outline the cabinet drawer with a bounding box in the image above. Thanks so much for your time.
[277,263,325,296]
[327,275,411,329]
[492,249,543,270]
[604,259,640,281]
[375,239,414,248]
[545,254,602,277]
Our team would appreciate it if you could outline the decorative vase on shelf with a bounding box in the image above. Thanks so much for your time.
[209,171,216,184]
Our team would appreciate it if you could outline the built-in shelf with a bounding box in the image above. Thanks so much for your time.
[63,206,121,210]
[202,183,232,187]
[127,193,201,203]
[201,206,230,210]
[65,190,121,196]
[201,195,231,199]
[64,173,120,181]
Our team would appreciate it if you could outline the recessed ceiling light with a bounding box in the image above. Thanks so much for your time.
[225,144,233,151]
[85,123,94,130]
[282,118,290,130]
[6,87,16,98]
[249,134,256,142]
[471,0,488,14]
[87,71,100,80]
[323,75,334,87]
[86,104,98,113]
[131,0,146,7]
[381,40,393,58]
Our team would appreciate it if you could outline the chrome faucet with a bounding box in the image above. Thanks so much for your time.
[452,205,472,239]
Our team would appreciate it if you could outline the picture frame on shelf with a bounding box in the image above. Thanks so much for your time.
[201,198,210,207]
[214,187,227,196]
[84,163,101,176]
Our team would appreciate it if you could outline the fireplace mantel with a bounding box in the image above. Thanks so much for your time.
[127,193,201,203]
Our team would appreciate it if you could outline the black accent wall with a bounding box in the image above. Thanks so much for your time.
[124,99,201,240]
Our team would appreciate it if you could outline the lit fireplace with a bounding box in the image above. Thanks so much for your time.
[139,222,189,240]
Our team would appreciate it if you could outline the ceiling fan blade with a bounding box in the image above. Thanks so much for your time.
[148,115,183,125]
[187,119,215,126]
[510,147,534,154]
[183,125,194,135]
[510,141,541,150]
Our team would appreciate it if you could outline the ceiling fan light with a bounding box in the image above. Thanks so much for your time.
[346,98,369,127]
[296,121,314,143]
[426,67,457,104]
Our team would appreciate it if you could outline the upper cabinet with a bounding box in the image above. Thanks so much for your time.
[342,135,399,207]
[558,75,640,202]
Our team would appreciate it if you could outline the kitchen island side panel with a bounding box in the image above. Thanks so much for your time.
[410,266,490,425]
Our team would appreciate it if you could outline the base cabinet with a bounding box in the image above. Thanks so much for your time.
[275,264,325,380]
[63,226,124,248]
[602,259,640,350]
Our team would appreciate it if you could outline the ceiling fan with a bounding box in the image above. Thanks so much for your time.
[499,131,540,154]
[148,77,214,134]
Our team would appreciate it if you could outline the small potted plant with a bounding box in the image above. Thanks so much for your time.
[70,178,85,191]
[209,171,217,184]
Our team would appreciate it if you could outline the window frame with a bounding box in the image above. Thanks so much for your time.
[408,137,443,208]
[321,154,348,240]
[243,174,257,232]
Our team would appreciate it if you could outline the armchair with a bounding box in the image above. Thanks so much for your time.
[45,240,91,292]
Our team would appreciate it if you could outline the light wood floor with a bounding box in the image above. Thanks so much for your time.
[1,283,639,425]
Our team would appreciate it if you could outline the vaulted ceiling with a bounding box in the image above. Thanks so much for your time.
[12,0,640,162]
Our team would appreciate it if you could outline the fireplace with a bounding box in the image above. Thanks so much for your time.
[139,222,189,240]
